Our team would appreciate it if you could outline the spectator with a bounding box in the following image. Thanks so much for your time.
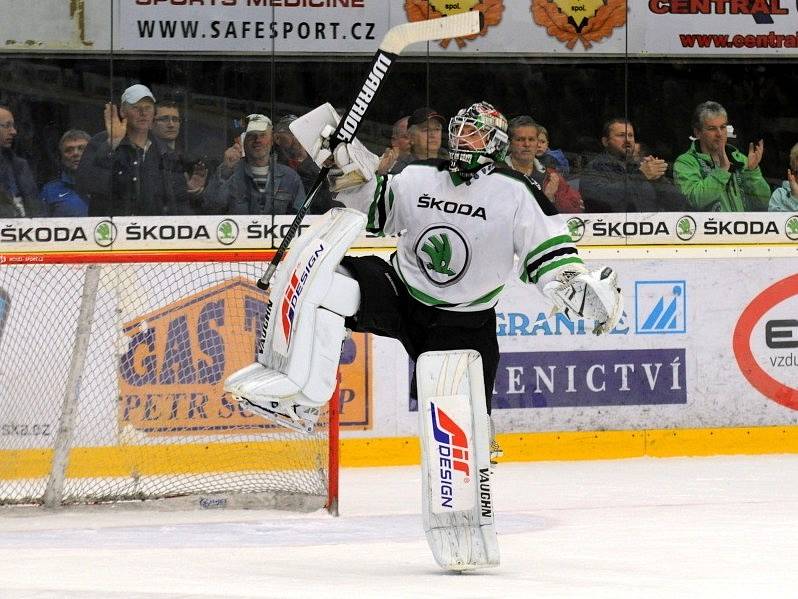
[581,117,687,213]
[153,100,207,205]
[0,189,12,218]
[0,105,41,217]
[673,101,770,211]
[535,125,571,176]
[377,116,411,175]
[152,101,181,151]
[768,141,798,212]
[390,107,445,173]
[506,116,583,213]
[390,116,411,158]
[273,114,339,213]
[76,84,191,216]
[40,129,90,217]
[202,114,304,215]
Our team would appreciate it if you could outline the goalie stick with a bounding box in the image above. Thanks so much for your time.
[256,11,483,291]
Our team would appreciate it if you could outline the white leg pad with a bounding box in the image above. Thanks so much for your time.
[417,350,500,571]
[224,208,365,431]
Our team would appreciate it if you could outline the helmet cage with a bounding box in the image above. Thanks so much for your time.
[448,102,509,172]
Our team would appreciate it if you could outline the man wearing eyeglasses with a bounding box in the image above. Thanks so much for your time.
[153,100,207,207]
[75,84,191,216]
[153,101,181,151]
[0,104,42,218]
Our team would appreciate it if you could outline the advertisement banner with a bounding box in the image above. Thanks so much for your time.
[118,275,371,435]
[5,212,796,255]
[566,212,798,246]
[0,214,393,254]
[491,348,687,410]
[635,0,798,56]
[115,0,386,54]
[118,276,269,435]
[111,0,631,54]
[491,254,798,432]
[378,251,798,438]
[733,273,798,411]
[2,242,798,445]
[6,1,798,56]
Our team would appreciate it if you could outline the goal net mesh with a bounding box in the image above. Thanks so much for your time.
[0,259,331,509]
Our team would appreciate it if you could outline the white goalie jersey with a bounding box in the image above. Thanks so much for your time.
[338,159,584,312]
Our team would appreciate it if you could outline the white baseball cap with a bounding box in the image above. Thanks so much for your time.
[244,114,272,133]
[240,114,272,146]
[121,84,155,105]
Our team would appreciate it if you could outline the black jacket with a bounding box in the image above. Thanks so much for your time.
[581,151,687,213]
[76,132,189,216]
[0,148,42,217]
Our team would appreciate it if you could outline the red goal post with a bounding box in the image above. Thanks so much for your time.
[0,249,339,513]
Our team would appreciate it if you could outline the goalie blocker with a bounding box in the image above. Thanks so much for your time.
[225,208,365,433]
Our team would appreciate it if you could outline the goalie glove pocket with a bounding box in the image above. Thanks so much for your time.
[543,267,623,335]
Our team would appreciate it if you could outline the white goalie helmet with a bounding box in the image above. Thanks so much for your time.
[448,101,510,175]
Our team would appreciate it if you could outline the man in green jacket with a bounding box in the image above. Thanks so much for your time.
[674,101,771,211]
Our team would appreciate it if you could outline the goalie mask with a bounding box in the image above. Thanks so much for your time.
[448,101,509,177]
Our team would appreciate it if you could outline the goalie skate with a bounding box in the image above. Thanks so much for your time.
[235,395,320,435]
[226,363,321,434]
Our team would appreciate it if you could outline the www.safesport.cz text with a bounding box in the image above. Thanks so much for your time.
[136,19,377,41]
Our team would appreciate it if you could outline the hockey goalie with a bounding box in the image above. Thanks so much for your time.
[225,101,623,570]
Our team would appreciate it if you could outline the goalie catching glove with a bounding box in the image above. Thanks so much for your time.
[289,103,380,193]
[313,124,380,192]
[543,266,623,335]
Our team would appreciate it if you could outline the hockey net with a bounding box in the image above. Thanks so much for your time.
[0,251,338,512]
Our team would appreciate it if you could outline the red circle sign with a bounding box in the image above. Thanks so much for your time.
[733,274,798,410]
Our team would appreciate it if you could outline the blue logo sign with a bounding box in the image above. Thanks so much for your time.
[635,280,686,334]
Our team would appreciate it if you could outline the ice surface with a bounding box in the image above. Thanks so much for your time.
[1,455,797,598]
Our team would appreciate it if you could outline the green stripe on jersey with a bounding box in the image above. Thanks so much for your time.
[529,256,584,284]
[394,260,503,309]
[520,234,580,283]
[467,285,504,307]
[367,176,388,233]
[523,234,573,265]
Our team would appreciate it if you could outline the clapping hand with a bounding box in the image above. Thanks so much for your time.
[104,103,127,149]
[376,147,398,175]
[747,139,764,170]
[639,156,668,180]
[186,161,208,194]
[711,147,731,171]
